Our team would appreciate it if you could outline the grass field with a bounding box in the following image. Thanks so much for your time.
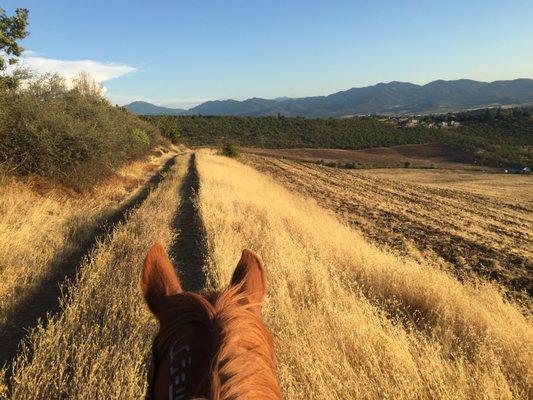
[0,147,176,375]
[245,155,532,305]
[4,152,190,398]
[1,150,531,399]
[197,151,531,399]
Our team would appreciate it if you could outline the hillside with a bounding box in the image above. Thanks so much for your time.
[125,78,533,117]
[5,151,532,399]
[143,108,533,167]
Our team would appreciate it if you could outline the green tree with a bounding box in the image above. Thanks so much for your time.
[0,7,29,88]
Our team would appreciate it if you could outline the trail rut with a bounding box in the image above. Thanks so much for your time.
[0,155,177,371]
[170,153,207,292]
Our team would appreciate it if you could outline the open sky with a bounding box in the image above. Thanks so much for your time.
[3,0,533,108]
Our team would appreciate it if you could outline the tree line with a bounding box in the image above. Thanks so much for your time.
[144,111,532,168]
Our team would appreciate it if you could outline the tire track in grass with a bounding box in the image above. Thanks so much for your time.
[7,153,189,399]
[170,152,208,292]
[0,155,177,373]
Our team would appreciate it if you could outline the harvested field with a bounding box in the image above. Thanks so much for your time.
[245,155,532,305]
[242,143,489,170]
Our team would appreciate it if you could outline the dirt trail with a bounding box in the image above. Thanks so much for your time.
[170,153,207,292]
[0,155,177,371]
[245,155,532,305]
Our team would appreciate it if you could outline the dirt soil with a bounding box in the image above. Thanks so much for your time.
[242,143,494,170]
[245,155,532,306]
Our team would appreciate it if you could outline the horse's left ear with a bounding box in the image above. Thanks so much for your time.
[142,243,183,316]
[230,249,266,313]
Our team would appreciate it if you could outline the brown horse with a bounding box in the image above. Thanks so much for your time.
[141,243,282,400]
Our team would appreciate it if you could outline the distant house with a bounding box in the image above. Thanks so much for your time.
[504,166,531,174]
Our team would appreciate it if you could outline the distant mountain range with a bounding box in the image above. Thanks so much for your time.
[124,79,533,117]
[124,101,187,115]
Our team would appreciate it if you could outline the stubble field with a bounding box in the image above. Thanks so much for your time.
[245,155,532,307]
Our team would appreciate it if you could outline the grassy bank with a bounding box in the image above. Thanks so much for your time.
[4,153,188,398]
[0,150,175,371]
[196,151,532,399]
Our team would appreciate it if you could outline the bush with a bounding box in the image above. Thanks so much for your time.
[221,142,240,158]
[404,161,411,168]
[131,129,151,151]
[0,73,163,189]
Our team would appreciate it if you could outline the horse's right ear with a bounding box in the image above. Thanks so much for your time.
[142,243,182,316]
[230,249,266,313]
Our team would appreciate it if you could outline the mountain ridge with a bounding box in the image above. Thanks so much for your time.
[124,79,533,117]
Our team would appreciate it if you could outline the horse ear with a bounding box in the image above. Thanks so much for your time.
[230,249,266,313]
[142,243,182,315]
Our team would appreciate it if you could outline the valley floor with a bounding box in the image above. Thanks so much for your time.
[241,143,492,170]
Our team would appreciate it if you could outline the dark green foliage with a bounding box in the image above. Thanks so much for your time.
[221,142,240,158]
[424,107,533,167]
[144,108,532,168]
[404,161,411,168]
[143,115,438,149]
[0,7,29,88]
[146,115,182,143]
[0,74,162,189]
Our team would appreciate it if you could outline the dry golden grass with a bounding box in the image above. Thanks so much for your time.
[0,148,175,335]
[245,156,532,304]
[5,153,190,399]
[196,151,532,399]
[2,151,531,399]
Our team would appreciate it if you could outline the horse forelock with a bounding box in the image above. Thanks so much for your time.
[152,285,281,400]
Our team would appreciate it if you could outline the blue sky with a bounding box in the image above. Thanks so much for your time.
[3,0,533,108]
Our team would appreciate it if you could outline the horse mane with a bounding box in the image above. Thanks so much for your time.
[154,284,281,400]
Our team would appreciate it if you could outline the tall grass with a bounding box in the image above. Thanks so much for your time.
[0,150,174,319]
[4,151,531,399]
[6,153,189,399]
[196,151,532,399]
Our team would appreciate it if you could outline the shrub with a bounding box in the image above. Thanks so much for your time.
[404,161,411,168]
[0,73,163,189]
[131,129,151,151]
[221,142,240,158]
